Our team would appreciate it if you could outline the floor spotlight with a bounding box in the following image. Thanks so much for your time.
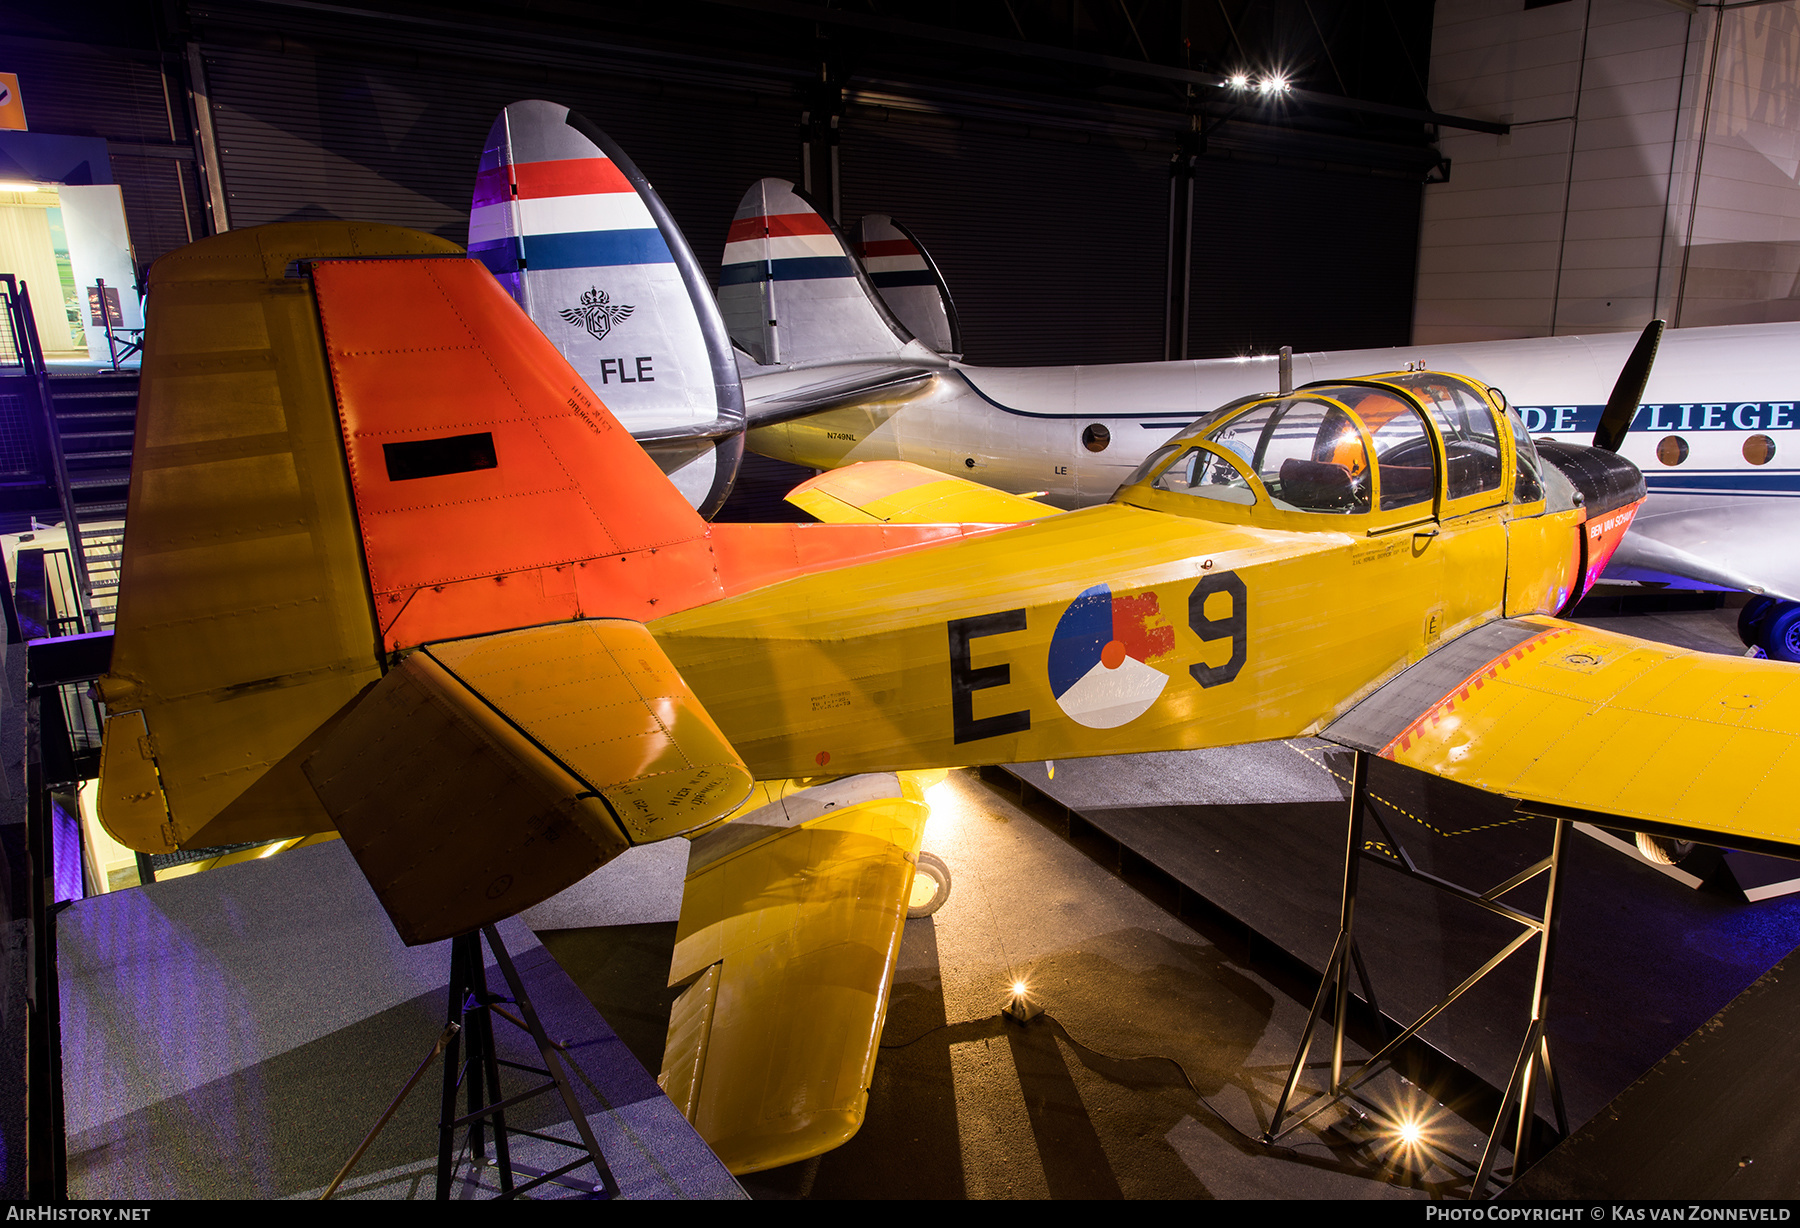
[1003,977,1042,1023]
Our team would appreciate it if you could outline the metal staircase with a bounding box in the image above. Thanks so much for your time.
[46,372,135,626]
[49,373,135,519]
[0,275,137,633]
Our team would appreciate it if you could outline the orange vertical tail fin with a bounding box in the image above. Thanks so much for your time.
[311,256,721,647]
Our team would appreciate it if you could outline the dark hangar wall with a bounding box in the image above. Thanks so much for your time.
[837,114,1169,365]
[1,13,208,275]
[4,0,1434,367]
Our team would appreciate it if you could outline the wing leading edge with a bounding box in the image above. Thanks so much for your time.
[1324,617,1800,855]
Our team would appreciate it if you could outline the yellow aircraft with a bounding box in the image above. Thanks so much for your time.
[91,221,1800,1175]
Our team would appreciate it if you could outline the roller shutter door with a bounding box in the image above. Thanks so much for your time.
[840,111,1166,367]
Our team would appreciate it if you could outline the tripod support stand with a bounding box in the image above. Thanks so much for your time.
[323,924,619,1200]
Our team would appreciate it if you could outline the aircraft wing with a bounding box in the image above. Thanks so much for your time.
[658,772,931,1174]
[787,459,1056,525]
[1605,530,1798,603]
[1323,616,1800,854]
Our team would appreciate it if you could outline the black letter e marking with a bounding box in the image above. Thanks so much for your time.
[948,610,1031,744]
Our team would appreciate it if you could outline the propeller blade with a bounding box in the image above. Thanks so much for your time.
[1594,318,1665,452]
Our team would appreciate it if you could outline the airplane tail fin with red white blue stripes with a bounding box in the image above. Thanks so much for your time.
[470,100,745,515]
[718,179,925,369]
[852,215,961,359]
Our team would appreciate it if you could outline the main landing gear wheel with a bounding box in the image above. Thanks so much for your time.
[1767,605,1800,664]
[1739,595,1781,650]
[1738,597,1800,663]
[908,852,951,918]
[1635,832,1697,867]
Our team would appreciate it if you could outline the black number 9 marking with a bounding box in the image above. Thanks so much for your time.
[1189,570,1247,688]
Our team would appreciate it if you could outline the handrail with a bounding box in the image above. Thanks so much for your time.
[9,280,98,632]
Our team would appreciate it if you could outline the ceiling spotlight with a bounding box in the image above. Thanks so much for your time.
[1227,73,1250,90]
[1258,75,1290,95]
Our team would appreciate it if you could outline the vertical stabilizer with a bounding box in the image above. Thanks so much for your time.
[471,100,744,514]
[719,179,916,368]
[96,222,753,857]
[94,223,457,854]
[853,215,961,358]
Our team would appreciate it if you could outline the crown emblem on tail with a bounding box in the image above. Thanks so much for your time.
[560,287,635,342]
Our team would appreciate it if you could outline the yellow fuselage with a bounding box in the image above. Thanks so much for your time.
[651,495,1581,780]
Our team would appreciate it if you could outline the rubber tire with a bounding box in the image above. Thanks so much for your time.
[1635,832,1696,866]
[1739,595,1782,649]
[1766,604,1800,664]
[907,852,951,919]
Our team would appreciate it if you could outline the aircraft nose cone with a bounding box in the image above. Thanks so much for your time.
[1537,440,1646,518]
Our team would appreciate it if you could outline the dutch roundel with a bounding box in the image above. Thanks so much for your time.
[1047,584,1174,729]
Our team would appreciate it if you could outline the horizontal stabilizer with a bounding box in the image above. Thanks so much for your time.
[96,710,174,853]
[1325,617,1800,856]
[305,620,752,945]
[742,362,935,428]
[659,773,930,1173]
[788,460,1055,525]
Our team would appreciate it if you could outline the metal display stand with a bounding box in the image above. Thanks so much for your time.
[1262,750,1572,1198]
[325,924,619,1201]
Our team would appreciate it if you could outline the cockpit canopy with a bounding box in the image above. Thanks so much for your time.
[1118,372,1552,521]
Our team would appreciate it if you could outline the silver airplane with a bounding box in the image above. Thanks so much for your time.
[474,100,1800,661]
